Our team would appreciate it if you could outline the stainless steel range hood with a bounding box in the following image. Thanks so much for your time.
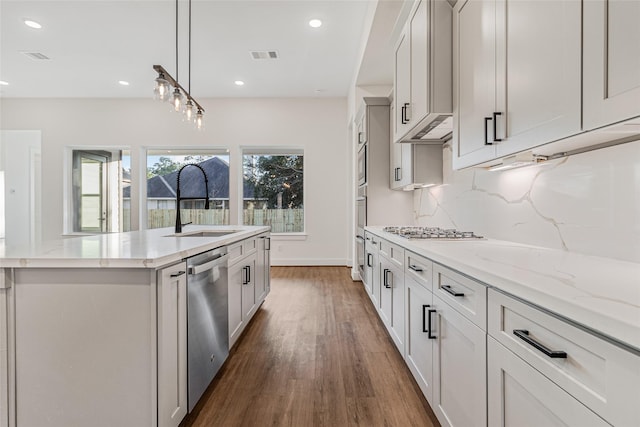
[403,114,453,143]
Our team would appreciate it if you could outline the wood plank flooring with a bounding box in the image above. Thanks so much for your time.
[181,266,439,427]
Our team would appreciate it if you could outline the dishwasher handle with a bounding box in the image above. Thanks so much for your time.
[188,254,229,275]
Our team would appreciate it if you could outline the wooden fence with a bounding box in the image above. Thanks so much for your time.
[146,208,303,233]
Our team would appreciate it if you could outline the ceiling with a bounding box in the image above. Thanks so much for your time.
[0,0,401,99]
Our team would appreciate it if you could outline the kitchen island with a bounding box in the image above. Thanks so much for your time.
[0,225,270,427]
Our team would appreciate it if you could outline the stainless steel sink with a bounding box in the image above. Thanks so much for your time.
[166,230,240,237]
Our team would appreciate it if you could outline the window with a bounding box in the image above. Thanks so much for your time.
[70,149,131,233]
[243,149,304,233]
[146,149,230,229]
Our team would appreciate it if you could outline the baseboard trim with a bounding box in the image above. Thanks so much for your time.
[270,258,348,266]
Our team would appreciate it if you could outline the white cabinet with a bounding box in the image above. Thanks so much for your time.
[228,237,262,348]
[431,293,487,427]
[0,271,9,427]
[157,262,188,427]
[393,0,452,143]
[255,234,270,303]
[583,0,640,130]
[378,239,405,354]
[453,0,581,169]
[488,289,640,427]
[364,232,380,307]
[488,337,609,427]
[390,142,443,190]
[405,275,434,403]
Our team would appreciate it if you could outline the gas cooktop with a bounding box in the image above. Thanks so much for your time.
[382,226,484,240]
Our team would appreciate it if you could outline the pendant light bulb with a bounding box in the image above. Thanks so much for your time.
[171,88,184,112]
[154,73,171,101]
[184,100,195,122]
[195,109,204,130]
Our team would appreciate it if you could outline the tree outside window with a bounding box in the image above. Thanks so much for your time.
[243,152,304,233]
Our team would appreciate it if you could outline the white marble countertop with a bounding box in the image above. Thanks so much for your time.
[366,226,640,353]
[0,225,270,269]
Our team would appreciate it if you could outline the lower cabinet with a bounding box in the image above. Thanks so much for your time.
[157,262,188,427]
[364,233,380,307]
[0,271,8,427]
[255,234,271,303]
[404,275,434,403]
[379,252,405,354]
[431,293,487,427]
[488,337,609,427]
[228,237,262,348]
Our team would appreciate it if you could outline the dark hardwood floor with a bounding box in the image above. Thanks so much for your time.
[181,266,439,427]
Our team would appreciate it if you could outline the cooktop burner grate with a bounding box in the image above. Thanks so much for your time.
[382,226,484,240]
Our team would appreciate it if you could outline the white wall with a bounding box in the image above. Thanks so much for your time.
[0,98,350,265]
[414,140,640,263]
[0,130,41,246]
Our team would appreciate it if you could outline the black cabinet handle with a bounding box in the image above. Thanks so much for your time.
[493,112,503,142]
[170,271,186,278]
[367,253,373,267]
[484,116,493,145]
[427,309,437,339]
[401,103,410,124]
[441,284,464,297]
[242,266,249,285]
[383,269,391,288]
[358,132,365,144]
[422,304,430,333]
[408,264,423,272]
[396,167,402,181]
[247,265,251,284]
[513,329,567,359]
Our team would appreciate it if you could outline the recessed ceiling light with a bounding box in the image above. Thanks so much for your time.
[309,19,322,28]
[0,81,9,86]
[234,80,245,86]
[24,19,42,29]
[118,81,130,86]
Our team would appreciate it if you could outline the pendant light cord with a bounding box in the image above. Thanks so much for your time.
[175,0,179,83]
[188,0,191,94]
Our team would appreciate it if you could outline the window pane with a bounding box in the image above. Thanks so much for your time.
[243,153,304,233]
[146,150,230,229]
[80,195,101,230]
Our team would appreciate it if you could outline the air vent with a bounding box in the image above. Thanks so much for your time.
[250,50,278,60]
[21,51,50,60]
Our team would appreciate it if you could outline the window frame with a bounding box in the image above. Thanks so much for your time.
[240,147,306,236]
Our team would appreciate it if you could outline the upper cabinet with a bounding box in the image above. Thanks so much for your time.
[393,0,453,144]
[583,0,640,130]
[453,0,582,169]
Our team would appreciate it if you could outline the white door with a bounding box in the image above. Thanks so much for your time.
[410,0,429,127]
[0,280,8,427]
[583,0,640,130]
[405,276,434,404]
[432,296,487,427]
[228,260,244,347]
[241,255,257,320]
[394,30,412,141]
[495,0,581,157]
[379,259,393,328]
[453,0,497,169]
[157,263,188,427]
[488,337,610,427]
[388,261,405,354]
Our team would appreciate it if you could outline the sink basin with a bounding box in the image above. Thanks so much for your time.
[166,230,240,237]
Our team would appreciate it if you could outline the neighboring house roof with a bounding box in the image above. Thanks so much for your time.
[122,157,255,199]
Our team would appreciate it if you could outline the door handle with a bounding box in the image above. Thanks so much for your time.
[401,102,410,124]
[367,253,373,267]
[493,112,503,142]
[427,309,437,339]
[484,116,493,145]
[422,304,430,333]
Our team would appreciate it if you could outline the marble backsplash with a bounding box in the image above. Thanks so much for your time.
[414,139,640,263]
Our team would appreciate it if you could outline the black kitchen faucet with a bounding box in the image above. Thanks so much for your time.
[175,163,210,233]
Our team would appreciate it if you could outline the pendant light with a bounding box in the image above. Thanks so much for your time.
[153,0,204,127]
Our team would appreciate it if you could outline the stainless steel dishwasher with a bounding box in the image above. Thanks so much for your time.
[186,246,229,412]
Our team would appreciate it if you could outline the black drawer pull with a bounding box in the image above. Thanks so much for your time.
[367,253,373,267]
[441,284,464,297]
[170,271,186,278]
[408,264,423,272]
[513,329,567,359]
[427,309,437,339]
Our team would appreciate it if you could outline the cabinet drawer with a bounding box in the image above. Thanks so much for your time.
[379,239,404,268]
[243,237,257,255]
[433,263,486,330]
[405,251,432,291]
[227,242,244,265]
[488,289,640,427]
